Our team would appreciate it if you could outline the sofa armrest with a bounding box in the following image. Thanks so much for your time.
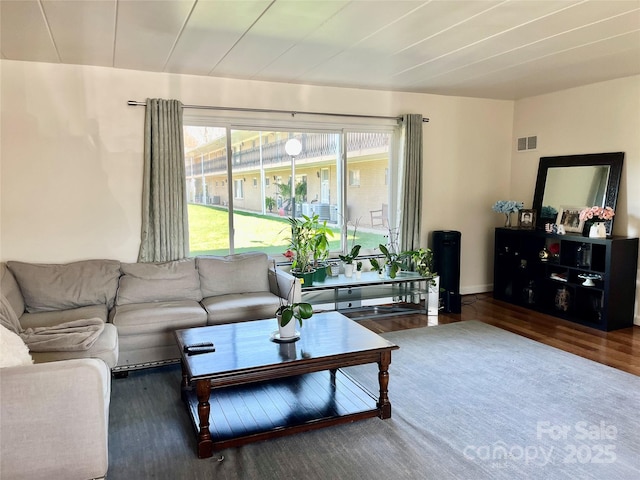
[0,358,111,480]
[269,267,301,304]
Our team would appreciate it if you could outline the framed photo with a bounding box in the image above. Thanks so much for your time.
[518,209,536,229]
[556,206,585,233]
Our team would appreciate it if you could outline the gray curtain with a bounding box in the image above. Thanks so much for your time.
[399,114,423,252]
[138,98,189,262]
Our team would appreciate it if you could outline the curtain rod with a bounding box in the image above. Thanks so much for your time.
[127,100,429,123]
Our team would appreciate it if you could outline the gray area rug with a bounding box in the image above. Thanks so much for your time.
[108,321,640,479]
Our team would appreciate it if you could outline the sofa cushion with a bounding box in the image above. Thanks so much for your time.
[7,260,121,313]
[109,300,206,336]
[202,292,281,324]
[116,259,202,306]
[0,325,33,368]
[197,252,270,298]
[19,304,108,330]
[0,294,22,335]
[29,323,119,369]
[0,263,25,318]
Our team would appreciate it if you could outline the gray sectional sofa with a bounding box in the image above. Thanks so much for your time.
[3,252,299,371]
[109,252,299,371]
[0,252,298,480]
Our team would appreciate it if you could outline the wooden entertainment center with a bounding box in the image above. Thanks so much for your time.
[493,227,638,331]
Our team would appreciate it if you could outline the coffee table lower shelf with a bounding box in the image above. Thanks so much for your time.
[183,369,379,453]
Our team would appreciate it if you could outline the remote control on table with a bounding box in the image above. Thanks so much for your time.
[184,342,215,355]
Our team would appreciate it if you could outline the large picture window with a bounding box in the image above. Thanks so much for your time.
[184,121,396,259]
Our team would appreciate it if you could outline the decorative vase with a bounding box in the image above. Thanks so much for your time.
[554,287,571,312]
[344,263,354,278]
[276,314,297,340]
[589,222,606,238]
[504,213,512,228]
[355,269,362,279]
[523,280,536,305]
[329,262,340,276]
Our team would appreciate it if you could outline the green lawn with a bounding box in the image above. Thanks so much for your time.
[188,204,385,256]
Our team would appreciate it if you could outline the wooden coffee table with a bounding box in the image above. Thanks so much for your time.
[175,311,399,458]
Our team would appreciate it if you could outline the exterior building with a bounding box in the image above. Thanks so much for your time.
[185,130,391,228]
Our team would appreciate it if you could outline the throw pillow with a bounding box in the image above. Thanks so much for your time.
[116,259,202,305]
[0,325,33,368]
[7,260,121,313]
[197,252,270,297]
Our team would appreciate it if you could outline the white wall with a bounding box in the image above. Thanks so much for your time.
[0,60,513,294]
[511,75,640,324]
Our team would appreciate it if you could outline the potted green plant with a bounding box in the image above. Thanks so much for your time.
[407,248,435,278]
[273,261,313,339]
[286,215,316,286]
[275,300,313,339]
[310,214,334,283]
[369,258,383,277]
[338,218,361,278]
[339,244,361,278]
[405,248,438,308]
[355,260,363,279]
[265,196,275,212]
[377,243,409,279]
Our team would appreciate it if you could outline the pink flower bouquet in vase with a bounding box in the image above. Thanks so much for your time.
[579,206,615,238]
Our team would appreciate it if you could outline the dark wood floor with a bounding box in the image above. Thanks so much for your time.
[357,293,640,377]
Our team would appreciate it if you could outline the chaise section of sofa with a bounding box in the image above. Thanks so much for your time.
[197,252,300,324]
[109,258,207,371]
[2,261,120,368]
[0,357,111,480]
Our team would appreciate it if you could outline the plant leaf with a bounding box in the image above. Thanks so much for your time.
[281,310,293,326]
[297,303,314,319]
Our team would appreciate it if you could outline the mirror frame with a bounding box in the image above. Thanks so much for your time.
[532,152,624,232]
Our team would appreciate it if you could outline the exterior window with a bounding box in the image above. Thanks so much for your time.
[184,126,394,256]
[234,179,244,199]
[349,170,361,187]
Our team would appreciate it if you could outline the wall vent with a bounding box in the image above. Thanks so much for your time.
[517,136,537,151]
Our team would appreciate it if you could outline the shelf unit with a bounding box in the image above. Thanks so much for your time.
[301,271,429,318]
[493,227,638,331]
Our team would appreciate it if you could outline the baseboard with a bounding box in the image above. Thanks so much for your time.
[461,284,493,295]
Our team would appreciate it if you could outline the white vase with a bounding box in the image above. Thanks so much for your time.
[589,222,606,238]
[355,270,362,279]
[428,275,440,316]
[276,314,297,339]
[344,263,354,277]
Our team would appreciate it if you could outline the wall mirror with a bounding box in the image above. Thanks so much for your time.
[532,152,624,232]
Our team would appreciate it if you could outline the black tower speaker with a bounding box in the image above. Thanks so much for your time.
[431,230,461,313]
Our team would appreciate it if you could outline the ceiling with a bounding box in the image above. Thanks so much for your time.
[1,0,639,100]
